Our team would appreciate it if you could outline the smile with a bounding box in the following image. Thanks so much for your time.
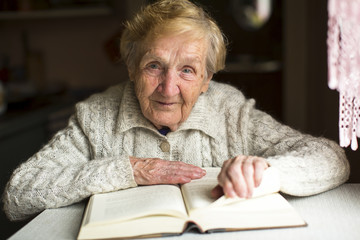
[156,101,175,106]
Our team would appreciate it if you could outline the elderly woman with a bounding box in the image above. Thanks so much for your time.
[3,0,349,221]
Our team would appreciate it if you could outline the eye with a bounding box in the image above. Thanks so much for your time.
[179,66,197,81]
[182,68,192,74]
[181,66,194,74]
[144,62,163,76]
[148,62,160,70]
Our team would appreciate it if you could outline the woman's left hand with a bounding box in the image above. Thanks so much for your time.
[211,155,268,199]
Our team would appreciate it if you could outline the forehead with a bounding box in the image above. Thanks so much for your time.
[141,33,207,63]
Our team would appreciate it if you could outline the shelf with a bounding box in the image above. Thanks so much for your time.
[0,6,113,20]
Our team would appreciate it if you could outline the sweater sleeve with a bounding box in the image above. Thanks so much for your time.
[2,115,137,221]
[242,100,350,197]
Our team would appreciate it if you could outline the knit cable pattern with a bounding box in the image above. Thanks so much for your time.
[2,80,350,221]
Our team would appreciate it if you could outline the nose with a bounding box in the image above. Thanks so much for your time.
[157,69,180,97]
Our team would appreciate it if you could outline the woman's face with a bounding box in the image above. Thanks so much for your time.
[132,33,212,131]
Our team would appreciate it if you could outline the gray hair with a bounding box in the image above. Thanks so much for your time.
[120,0,227,79]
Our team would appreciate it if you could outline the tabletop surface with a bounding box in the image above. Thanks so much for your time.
[8,184,360,240]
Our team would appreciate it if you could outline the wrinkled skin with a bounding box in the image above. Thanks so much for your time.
[130,157,206,185]
[129,33,268,198]
[211,155,268,199]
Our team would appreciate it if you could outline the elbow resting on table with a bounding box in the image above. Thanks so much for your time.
[278,154,350,197]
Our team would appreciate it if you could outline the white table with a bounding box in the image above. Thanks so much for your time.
[8,184,360,240]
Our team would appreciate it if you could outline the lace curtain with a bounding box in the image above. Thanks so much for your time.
[328,0,360,150]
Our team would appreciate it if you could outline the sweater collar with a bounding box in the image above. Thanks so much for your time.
[118,81,220,139]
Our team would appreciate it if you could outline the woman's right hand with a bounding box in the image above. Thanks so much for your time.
[130,156,206,185]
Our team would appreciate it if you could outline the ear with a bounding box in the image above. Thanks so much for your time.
[201,72,213,93]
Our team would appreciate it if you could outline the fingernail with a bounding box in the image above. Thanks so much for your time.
[196,169,206,176]
[183,177,191,183]
[239,193,246,199]
[194,172,204,178]
[226,190,237,198]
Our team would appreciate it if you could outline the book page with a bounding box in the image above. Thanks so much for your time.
[181,167,305,233]
[86,185,188,226]
[190,193,306,232]
[210,167,281,207]
[180,168,220,213]
[181,167,281,214]
[79,215,187,240]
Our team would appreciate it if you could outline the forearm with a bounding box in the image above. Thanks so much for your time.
[266,137,350,196]
[245,108,350,197]
[3,154,136,221]
[2,116,137,221]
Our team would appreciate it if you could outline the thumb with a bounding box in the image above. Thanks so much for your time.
[211,185,224,199]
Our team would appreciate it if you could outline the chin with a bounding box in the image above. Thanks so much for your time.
[146,111,184,130]
[154,119,182,130]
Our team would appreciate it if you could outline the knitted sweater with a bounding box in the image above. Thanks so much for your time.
[3,80,350,221]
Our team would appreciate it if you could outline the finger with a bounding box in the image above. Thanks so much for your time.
[159,173,192,184]
[219,156,246,197]
[217,158,235,188]
[222,179,237,198]
[154,161,206,184]
[225,156,248,198]
[168,161,206,179]
[131,158,198,185]
[242,157,255,198]
[217,161,237,198]
[211,185,224,199]
[218,156,246,198]
[217,159,231,187]
[253,158,268,187]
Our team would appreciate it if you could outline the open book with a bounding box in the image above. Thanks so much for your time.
[77,167,306,240]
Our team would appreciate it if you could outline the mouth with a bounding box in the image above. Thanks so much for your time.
[157,101,175,106]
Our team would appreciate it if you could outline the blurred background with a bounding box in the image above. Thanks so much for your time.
[0,0,359,238]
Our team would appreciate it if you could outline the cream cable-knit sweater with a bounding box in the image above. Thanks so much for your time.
[3,80,350,221]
